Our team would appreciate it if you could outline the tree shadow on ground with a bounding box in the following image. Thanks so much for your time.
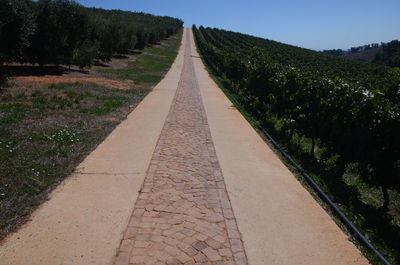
[0,65,86,77]
[258,111,400,264]
[112,55,129,59]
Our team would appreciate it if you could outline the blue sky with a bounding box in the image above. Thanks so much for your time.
[77,0,399,50]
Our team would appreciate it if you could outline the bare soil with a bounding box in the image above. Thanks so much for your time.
[2,54,138,90]
[15,76,134,90]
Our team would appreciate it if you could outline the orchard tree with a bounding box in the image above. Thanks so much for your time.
[135,30,149,50]
[0,0,36,63]
[27,0,89,66]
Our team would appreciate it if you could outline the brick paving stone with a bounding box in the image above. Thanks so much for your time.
[201,247,222,261]
[234,252,247,265]
[193,253,207,263]
[114,31,247,265]
[219,248,233,258]
[230,239,244,253]
[183,247,198,257]
[193,241,208,251]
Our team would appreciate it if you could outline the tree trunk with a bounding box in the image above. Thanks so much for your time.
[381,186,390,211]
[288,128,293,140]
[310,137,315,156]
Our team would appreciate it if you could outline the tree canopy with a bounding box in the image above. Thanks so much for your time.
[0,0,183,68]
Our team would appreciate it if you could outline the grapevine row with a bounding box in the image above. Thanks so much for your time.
[193,25,400,263]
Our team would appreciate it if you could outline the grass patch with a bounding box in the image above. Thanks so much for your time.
[0,31,182,240]
[98,30,182,89]
[0,82,147,238]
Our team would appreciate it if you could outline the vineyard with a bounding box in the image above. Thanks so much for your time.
[0,0,183,70]
[193,25,400,264]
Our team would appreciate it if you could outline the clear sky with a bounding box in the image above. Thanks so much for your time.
[77,0,399,50]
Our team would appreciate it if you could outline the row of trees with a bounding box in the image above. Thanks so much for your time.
[324,43,382,56]
[0,0,183,69]
[193,25,400,210]
[323,40,400,68]
[374,40,400,67]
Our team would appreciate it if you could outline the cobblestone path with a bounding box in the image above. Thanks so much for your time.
[115,31,247,265]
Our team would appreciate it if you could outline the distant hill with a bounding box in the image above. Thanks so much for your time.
[343,47,383,62]
[324,40,400,67]
[373,40,400,67]
[323,43,381,58]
